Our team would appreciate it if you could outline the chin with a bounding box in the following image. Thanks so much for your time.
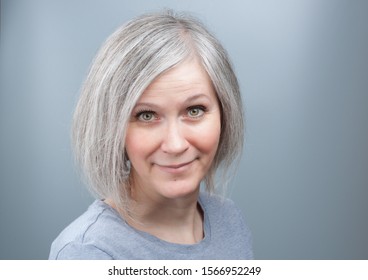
[157,179,201,200]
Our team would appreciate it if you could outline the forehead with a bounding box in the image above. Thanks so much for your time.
[142,58,215,97]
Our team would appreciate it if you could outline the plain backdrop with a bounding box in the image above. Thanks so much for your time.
[1,0,367,259]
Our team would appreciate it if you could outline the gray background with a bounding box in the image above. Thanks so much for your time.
[1,0,367,259]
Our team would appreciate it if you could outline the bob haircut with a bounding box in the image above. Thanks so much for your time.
[72,10,244,214]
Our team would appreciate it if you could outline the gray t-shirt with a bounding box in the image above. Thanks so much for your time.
[49,192,253,259]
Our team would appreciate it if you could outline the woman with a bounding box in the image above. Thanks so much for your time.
[49,10,253,259]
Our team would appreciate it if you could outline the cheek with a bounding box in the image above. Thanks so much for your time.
[190,119,221,155]
[125,128,156,163]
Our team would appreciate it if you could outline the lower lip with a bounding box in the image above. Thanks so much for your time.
[155,161,195,174]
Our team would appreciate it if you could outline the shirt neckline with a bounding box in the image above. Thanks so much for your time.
[96,192,211,253]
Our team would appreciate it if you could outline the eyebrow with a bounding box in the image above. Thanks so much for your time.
[185,93,211,103]
[133,93,212,109]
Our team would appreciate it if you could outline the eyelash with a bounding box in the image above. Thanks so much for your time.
[135,110,157,121]
[187,105,207,118]
[134,105,207,122]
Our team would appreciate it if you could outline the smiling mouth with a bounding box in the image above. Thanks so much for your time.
[155,160,196,174]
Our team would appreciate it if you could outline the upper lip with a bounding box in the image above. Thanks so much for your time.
[157,160,194,169]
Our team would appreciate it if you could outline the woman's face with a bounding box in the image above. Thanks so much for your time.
[125,58,221,202]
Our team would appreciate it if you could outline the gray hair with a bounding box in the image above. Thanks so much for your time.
[72,10,244,213]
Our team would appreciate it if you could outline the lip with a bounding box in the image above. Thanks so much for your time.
[155,160,195,174]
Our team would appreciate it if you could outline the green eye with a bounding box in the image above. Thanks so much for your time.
[188,107,205,118]
[137,111,155,121]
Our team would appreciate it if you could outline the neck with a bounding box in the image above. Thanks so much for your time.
[132,188,204,244]
[106,189,204,244]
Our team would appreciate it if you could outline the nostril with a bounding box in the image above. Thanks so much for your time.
[161,126,189,154]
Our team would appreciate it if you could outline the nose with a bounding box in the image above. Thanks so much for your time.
[160,121,189,155]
